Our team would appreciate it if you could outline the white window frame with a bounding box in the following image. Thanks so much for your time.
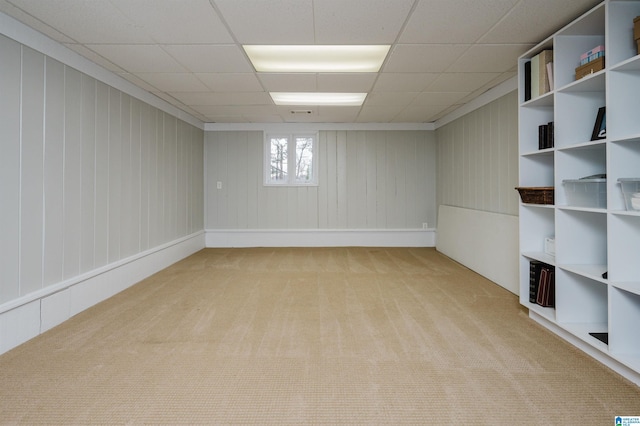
[264,132,318,186]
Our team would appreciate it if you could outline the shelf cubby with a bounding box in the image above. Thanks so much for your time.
[608,69,640,138]
[607,214,640,283]
[607,138,640,211]
[554,88,606,147]
[555,144,607,207]
[607,1,640,66]
[555,269,608,334]
[609,287,640,372]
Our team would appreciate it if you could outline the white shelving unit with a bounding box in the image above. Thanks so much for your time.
[518,0,640,385]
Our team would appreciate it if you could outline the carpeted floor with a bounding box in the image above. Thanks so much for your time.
[0,247,638,424]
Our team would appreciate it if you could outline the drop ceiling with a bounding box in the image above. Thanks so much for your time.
[0,0,601,124]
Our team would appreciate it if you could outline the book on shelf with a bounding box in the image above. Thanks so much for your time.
[524,61,532,101]
[535,264,555,308]
[529,261,543,303]
[537,121,554,149]
[529,260,555,307]
[528,49,553,99]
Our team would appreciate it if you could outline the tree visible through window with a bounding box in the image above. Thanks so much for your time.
[265,133,317,185]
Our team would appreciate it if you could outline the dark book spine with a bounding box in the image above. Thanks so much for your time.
[524,61,532,102]
[547,122,554,148]
[529,261,542,303]
[539,124,548,150]
[536,268,549,306]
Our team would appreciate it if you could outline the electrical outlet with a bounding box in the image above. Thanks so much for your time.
[217,181,222,190]
[422,222,428,229]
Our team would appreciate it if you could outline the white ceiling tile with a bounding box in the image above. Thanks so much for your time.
[257,74,317,92]
[313,0,414,44]
[400,0,519,44]
[447,44,533,73]
[365,92,419,107]
[317,106,361,121]
[110,0,233,44]
[411,92,470,106]
[87,44,187,73]
[356,106,404,122]
[480,0,601,43]
[384,44,470,73]
[133,73,210,92]
[426,72,500,92]
[7,0,152,43]
[213,0,315,44]
[392,105,450,123]
[317,74,377,92]
[373,73,439,92]
[170,92,271,106]
[0,1,75,43]
[196,73,264,92]
[163,45,253,73]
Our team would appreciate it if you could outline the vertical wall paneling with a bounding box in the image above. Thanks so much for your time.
[43,57,65,285]
[119,94,133,258]
[436,90,519,217]
[0,31,205,353]
[107,87,121,263]
[205,130,436,232]
[139,102,150,250]
[130,98,142,254]
[62,67,82,280]
[93,81,109,269]
[0,35,21,303]
[19,46,45,295]
[80,74,96,273]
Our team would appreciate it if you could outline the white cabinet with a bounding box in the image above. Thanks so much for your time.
[518,0,640,385]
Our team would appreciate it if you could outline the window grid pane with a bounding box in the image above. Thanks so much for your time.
[295,137,313,182]
[270,137,288,182]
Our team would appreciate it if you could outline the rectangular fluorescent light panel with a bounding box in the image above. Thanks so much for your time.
[243,45,390,73]
[270,92,367,106]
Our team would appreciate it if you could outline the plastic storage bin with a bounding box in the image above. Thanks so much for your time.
[618,178,640,211]
[563,178,606,208]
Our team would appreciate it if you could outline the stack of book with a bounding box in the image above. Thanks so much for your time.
[575,45,605,80]
[524,49,553,101]
[529,261,555,308]
[579,45,604,65]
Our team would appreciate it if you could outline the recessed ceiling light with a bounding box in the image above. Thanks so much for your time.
[270,92,367,106]
[243,45,390,73]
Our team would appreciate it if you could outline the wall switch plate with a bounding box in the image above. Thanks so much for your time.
[217,181,222,189]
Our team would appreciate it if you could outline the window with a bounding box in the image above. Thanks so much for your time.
[265,133,318,186]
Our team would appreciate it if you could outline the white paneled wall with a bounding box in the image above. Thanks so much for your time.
[0,33,205,353]
[205,130,436,245]
[436,90,519,217]
[435,89,519,294]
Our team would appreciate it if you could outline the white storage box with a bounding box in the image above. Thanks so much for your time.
[618,178,640,211]
[563,178,606,208]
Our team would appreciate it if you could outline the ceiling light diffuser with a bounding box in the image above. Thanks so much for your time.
[270,92,367,106]
[243,45,390,73]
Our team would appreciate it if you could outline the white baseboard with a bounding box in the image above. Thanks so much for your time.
[0,231,205,355]
[205,229,436,248]
[436,205,519,295]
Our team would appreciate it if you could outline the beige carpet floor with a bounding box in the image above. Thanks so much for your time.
[0,247,639,425]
